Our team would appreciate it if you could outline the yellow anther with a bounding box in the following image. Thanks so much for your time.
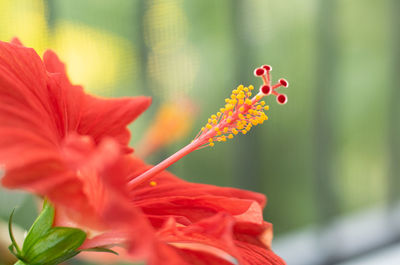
[198,75,276,150]
[150,181,157,187]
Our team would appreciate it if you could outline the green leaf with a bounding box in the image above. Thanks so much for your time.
[23,227,86,265]
[82,246,119,255]
[22,200,54,255]
[8,209,21,255]
[8,244,19,260]
[8,201,89,265]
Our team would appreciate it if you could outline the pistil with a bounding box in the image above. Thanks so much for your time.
[128,65,289,189]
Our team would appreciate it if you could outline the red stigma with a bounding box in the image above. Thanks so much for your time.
[254,68,266,77]
[254,64,289,106]
[262,65,272,71]
[261,85,271,95]
[277,94,287,104]
[279,79,288,87]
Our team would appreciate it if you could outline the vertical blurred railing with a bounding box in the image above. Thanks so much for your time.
[230,0,264,192]
[137,0,150,97]
[45,0,56,31]
[388,0,400,208]
[314,0,340,263]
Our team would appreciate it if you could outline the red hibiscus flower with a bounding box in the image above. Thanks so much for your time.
[0,39,286,265]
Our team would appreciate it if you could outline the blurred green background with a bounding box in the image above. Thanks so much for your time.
[0,0,398,264]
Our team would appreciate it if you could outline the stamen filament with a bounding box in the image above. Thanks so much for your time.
[128,139,203,189]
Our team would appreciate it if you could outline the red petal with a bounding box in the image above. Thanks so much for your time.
[1,42,152,191]
[52,135,122,228]
[43,50,152,152]
[124,157,284,264]
[137,195,262,227]
[10,38,23,46]
[43,50,85,136]
[153,214,285,265]
[151,214,239,265]
[130,158,266,208]
[79,95,151,153]
[127,157,265,227]
[233,241,286,265]
[0,41,63,188]
[53,136,154,258]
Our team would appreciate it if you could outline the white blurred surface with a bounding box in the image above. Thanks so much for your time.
[274,203,400,265]
[337,243,400,265]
